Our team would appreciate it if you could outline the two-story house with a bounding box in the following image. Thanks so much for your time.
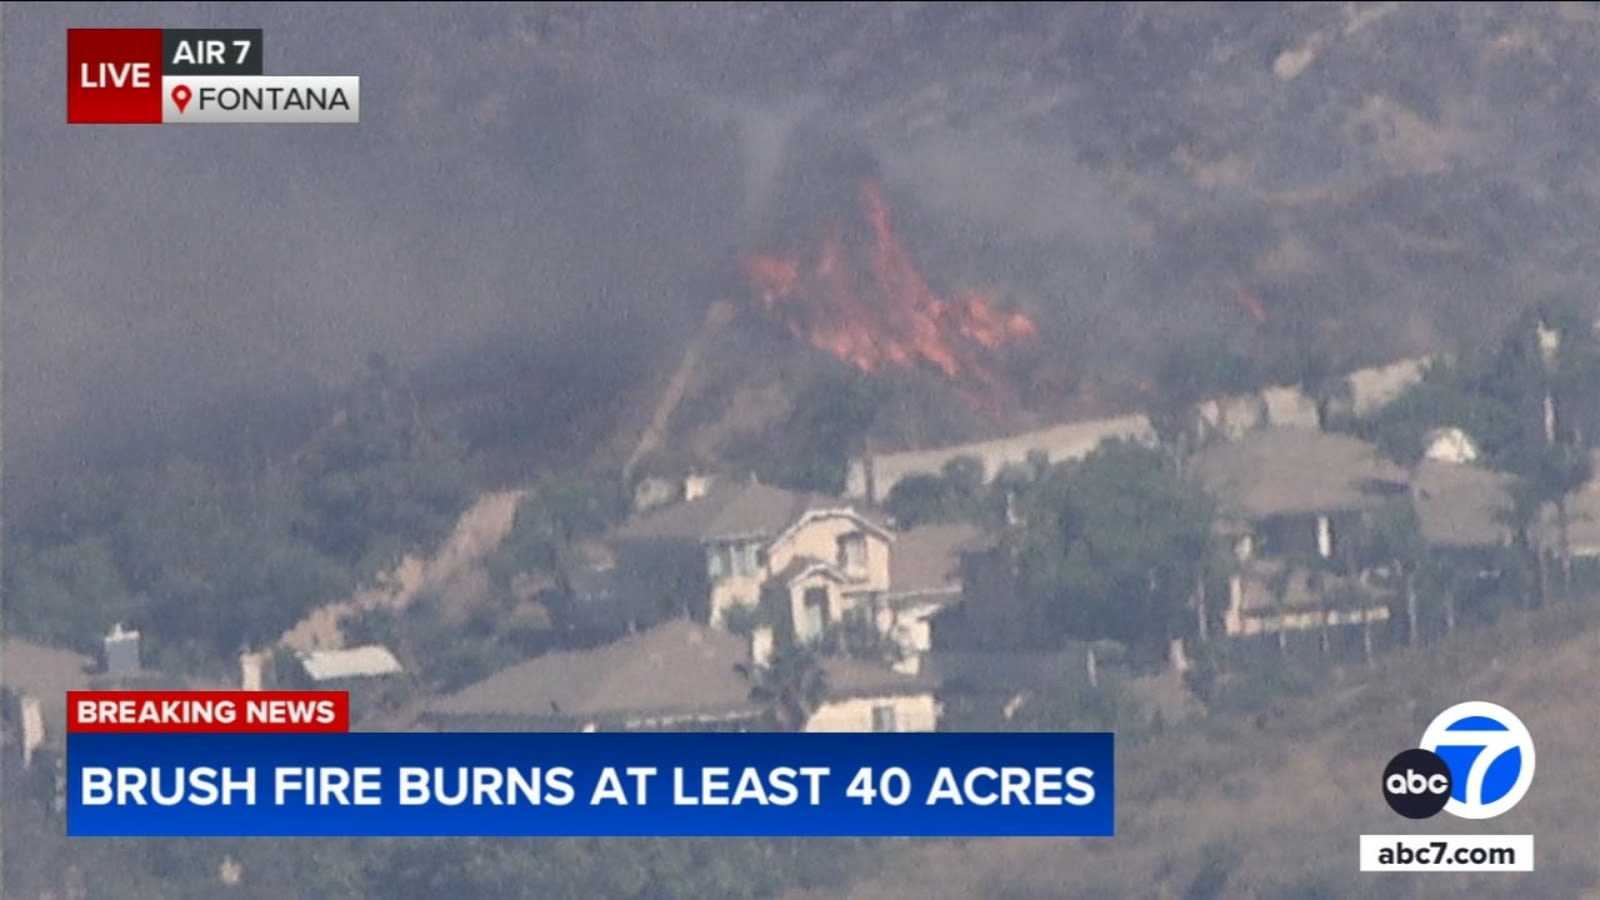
[1189,427,1410,638]
[607,478,895,646]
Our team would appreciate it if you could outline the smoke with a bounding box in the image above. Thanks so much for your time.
[4,4,751,506]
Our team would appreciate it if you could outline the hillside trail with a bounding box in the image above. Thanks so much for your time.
[277,489,527,654]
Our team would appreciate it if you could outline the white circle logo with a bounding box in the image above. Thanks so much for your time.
[1419,701,1535,820]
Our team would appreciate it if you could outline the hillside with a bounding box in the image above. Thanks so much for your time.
[498,2,1600,461]
[16,4,1600,495]
[788,602,1600,899]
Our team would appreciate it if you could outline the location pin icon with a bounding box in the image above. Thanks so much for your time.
[172,85,192,113]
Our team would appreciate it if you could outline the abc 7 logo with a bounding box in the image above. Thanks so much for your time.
[1382,701,1536,820]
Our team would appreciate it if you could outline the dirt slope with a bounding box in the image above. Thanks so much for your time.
[787,604,1600,899]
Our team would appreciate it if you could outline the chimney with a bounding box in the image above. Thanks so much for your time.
[750,626,775,668]
[684,471,712,502]
[1168,637,1190,676]
[103,624,141,678]
[240,651,266,692]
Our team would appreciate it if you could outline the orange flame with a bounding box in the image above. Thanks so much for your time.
[1235,288,1267,324]
[744,179,1038,389]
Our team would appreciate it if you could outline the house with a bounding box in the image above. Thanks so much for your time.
[2,627,234,767]
[608,478,894,646]
[419,620,937,733]
[872,523,985,673]
[2,639,93,766]
[1190,428,1409,637]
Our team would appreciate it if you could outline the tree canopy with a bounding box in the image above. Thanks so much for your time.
[1008,440,1217,666]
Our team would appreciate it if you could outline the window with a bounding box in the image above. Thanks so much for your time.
[707,545,730,579]
[801,587,830,641]
[837,533,867,577]
[735,543,761,578]
[871,704,897,733]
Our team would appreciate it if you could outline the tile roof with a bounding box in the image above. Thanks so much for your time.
[1412,460,1515,549]
[887,523,984,597]
[821,657,938,696]
[1191,427,1409,519]
[426,620,763,723]
[2,639,93,740]
[612,481,823,542]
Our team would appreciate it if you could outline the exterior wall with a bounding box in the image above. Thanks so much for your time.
[1222,573,1391,637]
[877,598,945,656]
[1225,606,1391,637]
[710,571,765,626]
[844,356,1434,502]
[804,693,939,733]
[767,515,890,592]
[846,415,1155,503]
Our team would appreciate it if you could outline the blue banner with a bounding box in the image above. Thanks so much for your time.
[67,732,1114,837]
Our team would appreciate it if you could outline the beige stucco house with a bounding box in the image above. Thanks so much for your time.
[609,478,895,646]
[1190,427,1407,637]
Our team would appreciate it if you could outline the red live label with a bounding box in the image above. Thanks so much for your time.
[67,29,164,124]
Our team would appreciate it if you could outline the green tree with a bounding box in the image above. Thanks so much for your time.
[294,353,472,574]
[112,459,349,667]
[1510,441,1593,601]
[881,455,988,527]
[1361,500,1430,648]
[1287,349,1353,432]
[485,474,628,594]
[736,644,828,732]
[1011,440,1217,669]
[756,372,883,494]
[5,536,139,653]
[1148,339,1257,469]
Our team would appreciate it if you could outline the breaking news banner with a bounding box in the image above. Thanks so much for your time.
[64,691,1115,839]
[66,28,359,125]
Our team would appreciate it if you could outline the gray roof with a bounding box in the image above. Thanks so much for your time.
[1412,460,1515,549]
[0,640,234,742]
[888,523,983,597]
[1191,427,1408,519]
[613,481,827,542]
[2,639,93,740]
[426,620,763,723]
[613,481,889,544]
[822,657,939,696]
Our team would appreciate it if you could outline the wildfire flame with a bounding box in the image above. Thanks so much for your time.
[743,179,1038,388]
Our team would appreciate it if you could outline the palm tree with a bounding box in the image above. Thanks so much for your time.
[1522,443,1593,600]
[735,645,828,732]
